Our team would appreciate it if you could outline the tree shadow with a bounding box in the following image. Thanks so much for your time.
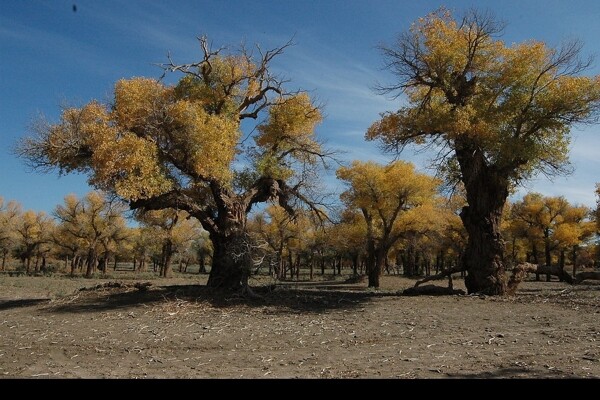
[517,287,570,294]
[518,284,600,295]
[45,283,393,314]
[0,298,51,311]
[445,366,572,379]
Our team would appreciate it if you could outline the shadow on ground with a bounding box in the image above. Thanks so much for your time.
[45,281,396,314]
[0,298,51,311]
[446,366,569,379]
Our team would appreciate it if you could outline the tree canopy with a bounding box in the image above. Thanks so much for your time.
[368,9,600,185]
[337,160,440,287]
[17,36,330,290]
[367,8,600,294]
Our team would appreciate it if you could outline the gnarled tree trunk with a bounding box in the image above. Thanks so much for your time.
[85,247,96,278]
[206,200,250,290]
[207,229,249,289]
[457,144,509,295]
[367,246,387,288]
[366,237,377,287]
[160,240,174,278]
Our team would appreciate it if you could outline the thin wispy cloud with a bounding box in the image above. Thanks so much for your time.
[0,17,114,77]
[1,1,598,213]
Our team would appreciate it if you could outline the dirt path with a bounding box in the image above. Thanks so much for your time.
[0,276,598,378]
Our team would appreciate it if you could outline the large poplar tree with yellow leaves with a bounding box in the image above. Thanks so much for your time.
[368,9,600,294]
[337,160,440,287]
[18,37,329,290]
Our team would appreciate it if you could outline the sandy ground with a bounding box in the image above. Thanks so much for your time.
[0,273,599,379]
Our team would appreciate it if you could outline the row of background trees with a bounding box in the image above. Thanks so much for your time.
[1,179,598,283]
[12,9,600,294]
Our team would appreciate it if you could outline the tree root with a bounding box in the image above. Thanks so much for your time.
[507,262,574,295]
[237,283,270,300]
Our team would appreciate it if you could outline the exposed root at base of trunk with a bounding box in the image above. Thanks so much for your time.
[507,263,574,295]
[239,284,264,300]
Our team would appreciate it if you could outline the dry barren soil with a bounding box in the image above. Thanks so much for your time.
[0,273,599,379]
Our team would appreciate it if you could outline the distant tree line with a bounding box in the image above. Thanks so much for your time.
[1,183,597,282]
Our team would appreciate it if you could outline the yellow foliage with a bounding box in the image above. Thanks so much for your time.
[509,192,594,252]
[369,9,600,182]
[167,99,240,183]
[113,78,173,131]
[337,160,440,243]
[257,93,322,148]
[252,93,322,179]
[28,45,324,204]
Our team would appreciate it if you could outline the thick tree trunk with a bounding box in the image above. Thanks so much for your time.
[85,248,96,278]
[457,147,509,295]
[544,230,552,282]
[160,240,174,278]
[70,256,77,277]
[100,256,108,274]
[367,259,380,288]
[288,252,294,280]
[572,245,578,276]
[366,237,377,287]
[559,249,566,281]
[198,254,207,274]
[367,246,386,288]
[207,230,249,289]
[384,256,390,275]
[460,203,507,294]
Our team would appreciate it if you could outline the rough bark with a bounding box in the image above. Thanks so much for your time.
[85,247,96,278]
[366,237,377,287]
[206,230,248,289]
[160,240,174,278]
[457,143,509,295]
[131,177,315,291]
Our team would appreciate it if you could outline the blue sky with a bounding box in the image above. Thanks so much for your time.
[1,0,599,215]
